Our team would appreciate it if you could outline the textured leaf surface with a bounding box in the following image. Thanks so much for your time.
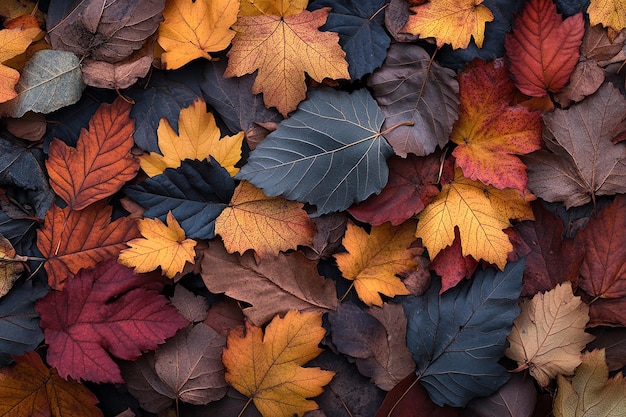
[0,26,40,102]
[505,282,594,387]
[125,158,235,240]
[429,227,479,294]
[0,234,26,297]
[215,181,315,258]
[222,310,334,417]
[158,0,238,69]
[403,258,525,407]
[238,0,308,17]
[504,0,584,96]
[36,259,188,383]
[0,351,103,417]
[368,44,459,157]
[81,53,152,90]
[466,373,537,417]
[46,99,139,210]
[237,88,393,215]
[37,202,140,290]
[588,0,626,31]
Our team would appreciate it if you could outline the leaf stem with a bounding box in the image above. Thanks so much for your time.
[339,282,355,302]
[379,121,414,137]
[386,375,421,417]
[238,397,253,417]
[369,3,389,21]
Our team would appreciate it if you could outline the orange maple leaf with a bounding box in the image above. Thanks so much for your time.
[0,25,40,102]
[46,99,139,211]
[215,181,315,259]
[225,7,349,116]
[37,202,140,290]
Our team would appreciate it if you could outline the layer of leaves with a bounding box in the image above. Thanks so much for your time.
[0,233,26,297]
[466,373,537,417]
[0,26,40,103]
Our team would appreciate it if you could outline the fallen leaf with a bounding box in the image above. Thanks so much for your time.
[504,0,584,96]
[334,220,418,306]
[119,211,197,278]
[81,50,153,90]
[505,281,595,387]
[465,373,537,417]
[222,310,334,417]
[554,349,626,417]
[0,351,103,417]
[225,7,349,116]
[402,0,494,49]
[238,0,307,17]
[4,112,46,141]
[215,181,315,258]
[36,259,188,383]
[429,227,479,294]
[0,233,27,298]
[170,285,209,323]
[450,59,542,191]
[46,99,139,210]
[554,60,605,106]
[587,327,626,372]
[588,0,626,31]
[0,26,40,103]
[582,23,624,62]
[300,212,348,260]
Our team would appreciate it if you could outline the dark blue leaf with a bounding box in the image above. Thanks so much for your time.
[403,259,525,407]
[236,88,393,215]
[124,159,234,240]
[309,0,390,80]
[555,0,589,16]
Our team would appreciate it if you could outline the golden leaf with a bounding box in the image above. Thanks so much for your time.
[588,0,626,32]
[238,0,307,17]
[0,25,40,102]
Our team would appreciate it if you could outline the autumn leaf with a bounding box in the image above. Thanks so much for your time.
[402,0,494,49]
[158,0,239,70]
[0,25,40,103]
[225,7,349,116]
[429,227,479,294]
[238,0,308,17]
[588,0,626,31]
[505,281,595,387]
[222,310,334,417]
[0,233,27,298]
[140,98,244,177]
[450,59,542,191]
[46,99,139,210]
[36,259,188,383]
[416,168,534,269]
[37,202,140,290]
[466,373,537,417]
[119,211,197,278]
[504,0,584,97]
[0,351,103,417]
[334,220,418,306]
[215,181,315,258]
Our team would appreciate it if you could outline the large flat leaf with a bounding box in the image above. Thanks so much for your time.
[403,258,525,407]
[236,88,393,215]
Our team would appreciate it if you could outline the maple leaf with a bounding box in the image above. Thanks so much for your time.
[504,0,584,97]
[554,349,626,417]
[140,98,244,177]
[118,211,197,278]
[450,59,542,191]
[0,233,27,297]
[36,259,188,383]
[215,181,315,258]
[222,310,334,417]
[225,7,349,116]
[402,0,494,49]
[588,0,626,31]
[158,0,239,70]
[416,168,534,269]
[37,202,140,290]
[334,220,418,306]
[0,26,40,103]
[238,0,308,17]
[46,99,139,211]
[505,282,595,387]
[0,351,103,417]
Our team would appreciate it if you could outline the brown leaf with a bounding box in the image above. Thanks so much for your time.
[0,233,26,297]
[203,299,245,339]
[466,373,537,417]
[170,285,208,323]
[587,327,626,372]
[554,60,605,106]
[582,24,624,62]
[300,212,348,261]
[4,112,46,141]
[81,48,153,89]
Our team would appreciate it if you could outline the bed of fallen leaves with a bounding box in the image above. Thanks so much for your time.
[0,0,625,416]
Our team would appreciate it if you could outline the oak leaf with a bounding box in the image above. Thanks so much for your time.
[0,351,103,417]
[46,99,139,211]
[588,0,626,31]
[554,349,626,417]
[36,259,188,383]
[504,0,584,97]
[140,98,244,177]
[0,26,40,103]
[416,168,534,269]
[215,181,315,258]
[334,220,418,306]
[225,7,349,116]
[0,233,27,298]
[450,59,542,191]
[37,202,140,290]
[222,310,334,417]
[505,282,594,387]
[119,211,196,278]
[402,0,494,49]
[157,0,239,70]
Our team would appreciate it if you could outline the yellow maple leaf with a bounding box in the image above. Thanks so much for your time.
[505,282,595,388]
[403,0,494,49]
[157,0,239,70]
[215,181,315,258]
[0,25,40,103]
[118,212,197,278]
[223,310,334,417]
[416,168,533,269]
[225,7,349,117]
[588,0,626,31]
[554,349,626,417]
[334,220,418,306]
[140,98,244,177]
[238,0,307,17]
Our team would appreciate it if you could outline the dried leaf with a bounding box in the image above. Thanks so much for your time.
[81,51,153,90]
[0,26,40,102]
[465,373,537,417]
[554,60,605,106]
[170,285,208,323]
[0,233,26,298]
[588,0,626,31]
